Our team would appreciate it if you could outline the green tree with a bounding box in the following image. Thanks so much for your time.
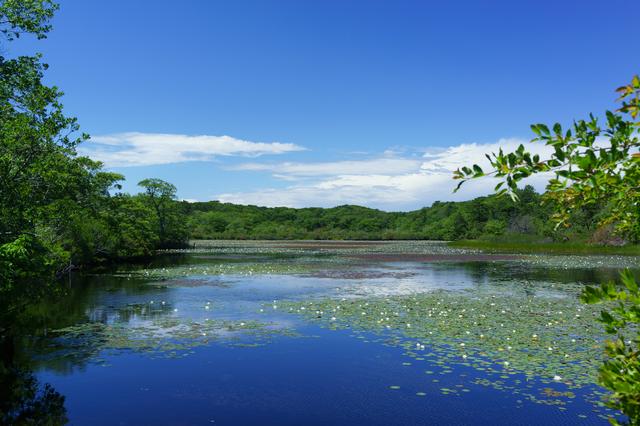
[138,178,187,248]
[0,0,89,316]
[454,75,640,424]
[0,0,57,41]
[0,3,71,423]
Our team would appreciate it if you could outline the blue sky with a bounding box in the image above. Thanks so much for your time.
[12,0,639,210]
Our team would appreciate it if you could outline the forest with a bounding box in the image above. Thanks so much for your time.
[183,185,599,241]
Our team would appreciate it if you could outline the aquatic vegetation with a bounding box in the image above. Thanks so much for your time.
[279,290,616,410]
[450,240,640,256]
[165,240,482,257]
[158,240,640,276]
[518,254,640,270]
[124,261,318,280]
[33,241,638,423]
[46,317,298,363]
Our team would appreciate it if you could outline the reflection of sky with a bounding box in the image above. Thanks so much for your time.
[34,254,628,425]
[78,259,620,330]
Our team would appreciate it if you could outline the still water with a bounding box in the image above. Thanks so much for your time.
[18,241,640,424]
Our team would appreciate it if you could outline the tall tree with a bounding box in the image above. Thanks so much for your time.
[138,178,180,247]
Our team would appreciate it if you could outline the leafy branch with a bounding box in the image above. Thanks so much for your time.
[453,75,640,424]
[454,75,640,239]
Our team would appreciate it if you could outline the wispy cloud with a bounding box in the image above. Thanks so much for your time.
[80,132,306,167]
[230,157,422,178]
[217,138,555,210]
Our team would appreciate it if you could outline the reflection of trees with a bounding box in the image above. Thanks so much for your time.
[429,261,630,297]
[19,272,174,376]
[1,275,74,424]
[0,337,67,425]
[1,270,173,422]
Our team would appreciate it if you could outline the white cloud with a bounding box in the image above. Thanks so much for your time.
[231,157,422,177]
[80,132,305,167]
[217,138,555,210]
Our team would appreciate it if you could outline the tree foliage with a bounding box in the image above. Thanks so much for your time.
[0,0,187,325]
[138,179,187,247]
[454,76,640,242]
[184,186,589,241]
[581,270,640,425]
[0,0,57,41]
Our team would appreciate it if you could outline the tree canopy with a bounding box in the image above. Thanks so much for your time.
[0,0,188,325]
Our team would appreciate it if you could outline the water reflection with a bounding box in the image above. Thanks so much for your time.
[1,245,638,425]
[0,334,67,424]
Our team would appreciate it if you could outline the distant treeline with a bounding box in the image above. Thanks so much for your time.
[181,185,604,242]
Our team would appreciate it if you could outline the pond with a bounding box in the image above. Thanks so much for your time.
[13,241,640,424]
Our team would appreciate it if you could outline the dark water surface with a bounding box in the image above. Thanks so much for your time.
[16,241,640,424]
